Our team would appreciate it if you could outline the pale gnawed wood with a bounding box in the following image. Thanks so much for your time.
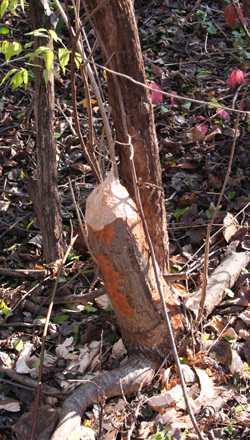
[86,172,186,357]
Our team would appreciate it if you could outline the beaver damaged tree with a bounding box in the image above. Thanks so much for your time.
[50,173,187,440]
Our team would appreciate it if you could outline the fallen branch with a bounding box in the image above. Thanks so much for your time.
[185,251,250,317]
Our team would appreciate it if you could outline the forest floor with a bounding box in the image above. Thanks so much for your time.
[0,0,250,439]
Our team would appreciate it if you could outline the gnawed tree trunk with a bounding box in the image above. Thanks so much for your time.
[86,172,185,356]
[87,0,168,273]
[28,0,64,263]
[50,173,186,440]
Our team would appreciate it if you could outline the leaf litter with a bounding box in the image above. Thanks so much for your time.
[0,0,250,439]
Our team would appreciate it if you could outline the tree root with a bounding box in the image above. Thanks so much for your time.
[50,355,157,440]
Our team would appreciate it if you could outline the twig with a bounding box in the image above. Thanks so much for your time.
[195,90,246,330]
[88,59,250,116]
[127,137,204,440]
[53,0,118,177]
[30,234,77,440]
[63,2,102,184]
[178,0,202,29]
[55,102,76,136]
[68,177,96,261]
[0,366,60,395]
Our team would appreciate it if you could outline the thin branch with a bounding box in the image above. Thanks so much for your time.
[88,59,250,116]
[68,176,96,262]
[30,235,77,440]
[53,0,118,177]
[126,137,204,440]
[195,90,246,330]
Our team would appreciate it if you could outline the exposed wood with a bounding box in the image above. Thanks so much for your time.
[28,0,64,264]
[87,0,169,273]
[86,172,186,357]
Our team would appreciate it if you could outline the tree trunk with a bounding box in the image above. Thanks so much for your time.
[86,172,186,358]
[28,0,64,263]
[242,0,250,19]
[87,0,169,273]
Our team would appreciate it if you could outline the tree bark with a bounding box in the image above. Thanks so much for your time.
[86,173,186,358]
[87,0,169,273]
[28,0,64,263]
[242,0,250,20]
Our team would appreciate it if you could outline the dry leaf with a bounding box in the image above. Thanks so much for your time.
[223,212,238,243]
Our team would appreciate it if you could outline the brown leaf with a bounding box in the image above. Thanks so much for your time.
[223,212,239,243]
[151,63,163,76]
[179,193,197,207]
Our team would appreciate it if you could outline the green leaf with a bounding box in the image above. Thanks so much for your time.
[14,338,23,352]
[26,219,36,231]
[173,207,189,221]
[24,42,34,49]
[53,315,69,324]
[0,25,10,35]
[20,0,24,12]
[181,100,191,110]
[67,428,81,440]
[227,191,235,200]
[10,71,24,90]
[25,28,48,37]
[54,132,61,139]
[84,305,97,313]
[43,49,54,71]
[49,29,62,44]
[0,300,12,316]
[0,68,17,87]
[43,69,48,86]
[208,97,220,109]
[206,209,212,219]
[50,68,60,80]
[9,0,17,11]
[244,361,250,371]
[105,305,113,312]
[1,0,9,17]
[74,325,79,334]
[223,426,233,436]
[224,288,234,298]
[58,48,70,74]
[235,404,245,413]
[22,68,28,90]
[32,358,40,368]
[224,335,236,343]
[67,253,81,261]
[196,70,212,78]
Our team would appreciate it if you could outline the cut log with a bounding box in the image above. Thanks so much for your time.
[86,172,186,358]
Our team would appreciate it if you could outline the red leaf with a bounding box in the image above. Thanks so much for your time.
[216,108,229,119]
[195,122,208,134]
[170,91,179,106]
[224,4,246,29]
[227,68,246,91]
[149,82,163,105]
